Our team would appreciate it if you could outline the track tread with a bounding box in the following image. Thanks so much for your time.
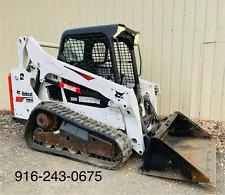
[26,101,133,170]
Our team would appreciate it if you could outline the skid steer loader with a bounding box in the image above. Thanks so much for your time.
[8,24,216,186]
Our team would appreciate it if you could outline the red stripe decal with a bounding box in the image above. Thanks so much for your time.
[65,66,94,80]
[59,82,64,88]
[74,71,94,81]
[59,82,81,94]
[16,96,25,102]
[76,87,81,94]
[8,74,14,115]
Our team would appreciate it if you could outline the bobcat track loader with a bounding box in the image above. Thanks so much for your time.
[8,24,216,186]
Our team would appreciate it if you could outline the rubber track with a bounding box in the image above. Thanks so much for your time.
[25,101,133,170]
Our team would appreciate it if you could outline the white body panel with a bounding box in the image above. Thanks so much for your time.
[11,67,41,118]
[9,36,160,155]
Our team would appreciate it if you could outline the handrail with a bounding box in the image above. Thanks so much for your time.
[38,41,59,49]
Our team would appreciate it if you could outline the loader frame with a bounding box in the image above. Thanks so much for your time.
[9,35,159,155]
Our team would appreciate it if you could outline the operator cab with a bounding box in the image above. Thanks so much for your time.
[57,24,142,96]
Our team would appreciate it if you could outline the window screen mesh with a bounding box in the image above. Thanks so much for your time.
[61,33,136,87]
[114,41,135,87]
[62,34,114,81]
[63,39,84,62]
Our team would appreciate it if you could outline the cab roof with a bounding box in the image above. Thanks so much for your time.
[60,24,139,40]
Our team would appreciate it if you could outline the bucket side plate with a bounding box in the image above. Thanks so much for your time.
[140,112,216,186]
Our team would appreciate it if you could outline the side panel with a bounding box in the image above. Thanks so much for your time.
[10,67,41,119]
[139,78,160,112]
[64,103,125,130]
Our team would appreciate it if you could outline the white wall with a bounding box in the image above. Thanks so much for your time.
[0,0,225,120]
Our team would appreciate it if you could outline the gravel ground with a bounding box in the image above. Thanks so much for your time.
[0,110,224,195]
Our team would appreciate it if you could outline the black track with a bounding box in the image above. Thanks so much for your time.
[24,101,133,170]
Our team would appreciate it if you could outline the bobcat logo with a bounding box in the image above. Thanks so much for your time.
[115,91,125,99]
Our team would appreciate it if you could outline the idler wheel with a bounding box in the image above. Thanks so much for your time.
[36,112,55,130]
